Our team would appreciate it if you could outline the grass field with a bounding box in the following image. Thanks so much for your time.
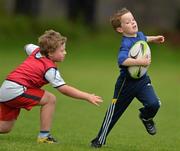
[0,30,180,151]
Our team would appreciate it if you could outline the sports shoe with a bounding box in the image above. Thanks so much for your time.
[37,134,58,144]
[139,114,156,135]
[90,138,102,148]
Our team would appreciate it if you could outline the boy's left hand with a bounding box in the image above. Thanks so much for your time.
[154,35,165,43]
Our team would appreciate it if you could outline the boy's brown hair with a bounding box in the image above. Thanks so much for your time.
[38,29,67,57]
[110,8,130,31]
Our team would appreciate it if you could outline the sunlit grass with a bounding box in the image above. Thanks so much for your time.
[0,29,180,151]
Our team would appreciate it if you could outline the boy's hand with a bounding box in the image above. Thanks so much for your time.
[147,35,165,43]
[154,35,165,43]
[87,94,103,106]
[137,55,151,66]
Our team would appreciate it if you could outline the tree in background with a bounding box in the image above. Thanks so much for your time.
[66,0,97,30]
[176,9,180,31]
[14,0,41,17]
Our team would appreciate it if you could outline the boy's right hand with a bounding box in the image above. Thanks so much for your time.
[138,55,151,66]
[87,94,103,106]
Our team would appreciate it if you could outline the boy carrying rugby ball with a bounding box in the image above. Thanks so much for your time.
[90,8,164,148]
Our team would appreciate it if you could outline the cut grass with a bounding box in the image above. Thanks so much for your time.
[0,30,180,151]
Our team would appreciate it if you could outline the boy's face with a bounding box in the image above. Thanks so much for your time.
[117,12,138,37]
[48,43,67,62]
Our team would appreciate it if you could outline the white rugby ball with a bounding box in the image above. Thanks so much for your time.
[128,40,151,79]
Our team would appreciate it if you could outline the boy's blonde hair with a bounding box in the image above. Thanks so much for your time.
[110,8,130,31]
[38,29,67,57]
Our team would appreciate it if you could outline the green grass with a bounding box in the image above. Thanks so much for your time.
[0,30,180,151]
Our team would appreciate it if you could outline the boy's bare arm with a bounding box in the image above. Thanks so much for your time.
[146,35,165,43]
[57,85,103,106]
[122,56,151,67]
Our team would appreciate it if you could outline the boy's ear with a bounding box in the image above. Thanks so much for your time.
[48,51,53,57]
[116,27,123,33]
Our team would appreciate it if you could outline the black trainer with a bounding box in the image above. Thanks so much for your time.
[139,115,156,135]
[90,138,102,148]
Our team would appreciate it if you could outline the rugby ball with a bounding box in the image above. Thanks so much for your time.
[128,40,151,79]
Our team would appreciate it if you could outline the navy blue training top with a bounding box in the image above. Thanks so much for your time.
[118,31,147,77]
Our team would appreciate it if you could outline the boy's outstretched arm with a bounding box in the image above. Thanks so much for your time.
[57,85,103,106]
[146,35,165,43]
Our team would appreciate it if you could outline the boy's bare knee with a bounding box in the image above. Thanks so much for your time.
[0,120,15,134]
[0,127,12,133]
[48,93,56,104]
[0,124,13,133]
[40,91,57,105]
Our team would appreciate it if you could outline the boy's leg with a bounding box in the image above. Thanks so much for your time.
[136,76,160,135]
[137,78,160,120]
[91,98,133,147]
[37,91,57,143]
[91,77,135,147]
[1,88,57,143]
[38,91,56,132]
[0,103,19,133]
[0,120,16,133]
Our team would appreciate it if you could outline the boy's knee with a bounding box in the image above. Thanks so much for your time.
[150,100,160,111]
[0,125,13,134]
[48,93,56,104]
[40,92,57,105]
[0,128,11,134]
